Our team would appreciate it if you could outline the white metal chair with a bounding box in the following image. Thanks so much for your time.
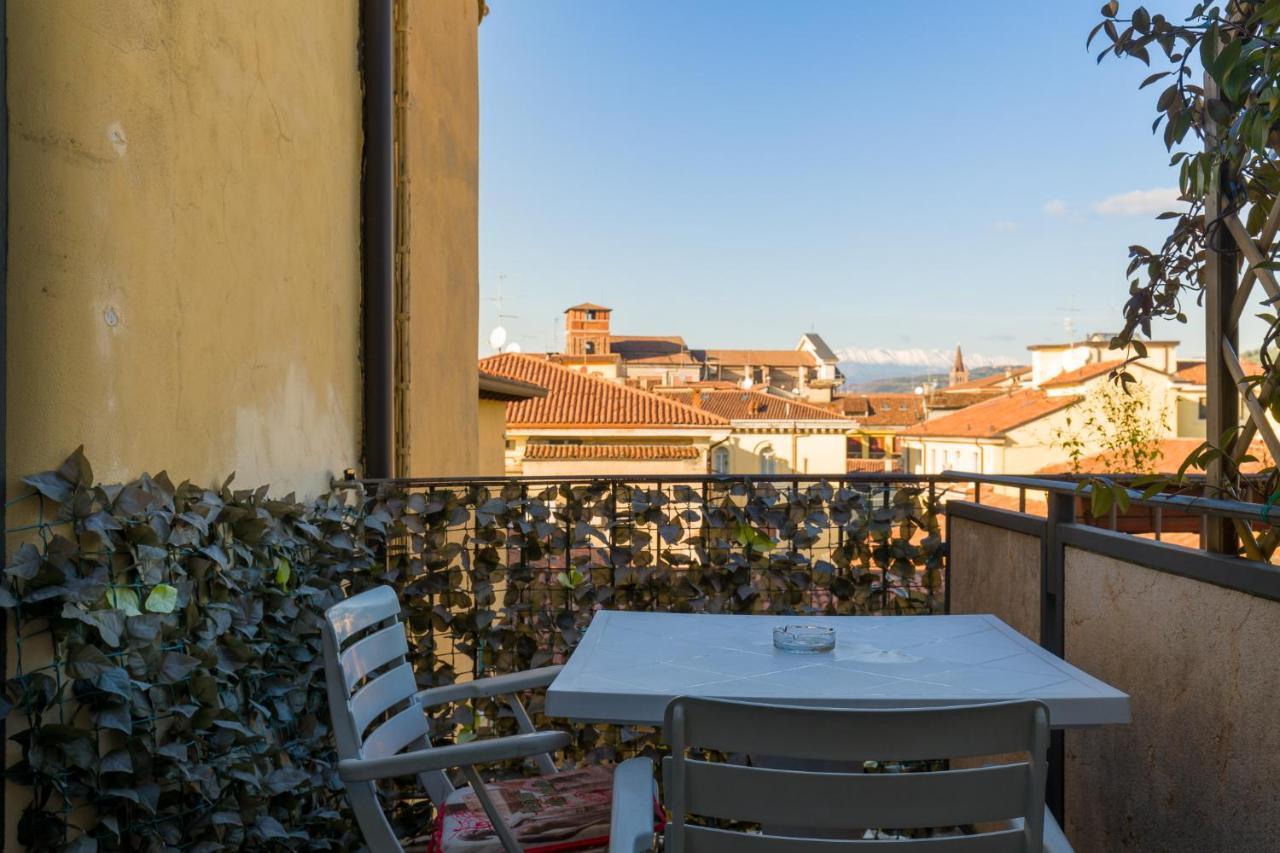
[323,586,652,853]
[609,697,1073,852]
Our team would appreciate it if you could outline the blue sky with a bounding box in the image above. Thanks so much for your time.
[479,0,1222,362]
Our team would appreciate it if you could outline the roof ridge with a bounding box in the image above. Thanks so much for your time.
[479,352,731,426]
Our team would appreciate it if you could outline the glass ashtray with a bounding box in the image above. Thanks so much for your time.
[773,624,836,654]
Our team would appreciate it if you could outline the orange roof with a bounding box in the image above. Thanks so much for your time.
[1039,360,1125,388]
[900,389,1080,439]
[926,388,1009,410]
[699,349,818,368]
[524,444,700,461]
[659,388,851,421]
[946,367,1030,391]
[1037,438,1274,475]
[1172,360,1263,384]
[479,353,729,428]
[831,393,926,427]
[565,303,610,312]
[608,336,699,365]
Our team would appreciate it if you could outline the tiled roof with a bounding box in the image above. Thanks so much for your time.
[478,370,547,402]
[660,388,851,422]
[831,393,926,427]
[698,349,818,368]
[608,336,699,365]
[1039,360,1125,388]
[799,333,838,362]
[524,444,701,461]
[1172,360,1263,384]
[900,389,1080,439]
[946,367,1030,391]
[926,388,1009,410]
[566,303,610,312]
[1037,438,1273,475]
[479,353,729,428]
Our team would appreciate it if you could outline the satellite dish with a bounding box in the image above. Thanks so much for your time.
[914,386,925,395]
[505,341,522,353]
[488,325,507,351]
[741,376,754,390]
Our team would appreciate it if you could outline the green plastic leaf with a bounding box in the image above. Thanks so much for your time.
[144,584,178,614]
[105,588,142,617]
[274,557,292,587]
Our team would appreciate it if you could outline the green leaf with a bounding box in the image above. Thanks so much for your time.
[105,588,141,617]
[1090,484,1114,518]
[144,583,178,614]
[274,557,292,587]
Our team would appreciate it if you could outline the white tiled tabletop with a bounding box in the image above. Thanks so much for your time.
[545,611,1130,728]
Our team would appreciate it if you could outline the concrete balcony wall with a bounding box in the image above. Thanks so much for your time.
[948,502,1280,851]
[1064,546,1280,852]
[948,508,1042,643]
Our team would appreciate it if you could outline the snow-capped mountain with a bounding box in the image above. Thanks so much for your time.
[835,346,1020,385]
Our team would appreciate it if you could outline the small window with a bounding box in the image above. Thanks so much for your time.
[505,439,515,450]
[712,446,730,475]
[759,446,777,475]
[586,310,597,320]
[584,340,596,354]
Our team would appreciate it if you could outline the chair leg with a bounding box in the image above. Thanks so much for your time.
[461,765,524,853]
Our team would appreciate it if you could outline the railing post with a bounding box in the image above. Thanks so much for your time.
[1043,490,1073,825]
[1204,56,1240,555]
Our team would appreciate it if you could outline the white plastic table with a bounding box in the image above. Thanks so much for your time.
[546,611,1130,728]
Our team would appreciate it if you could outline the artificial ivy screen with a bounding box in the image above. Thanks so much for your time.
[1,449,944,851]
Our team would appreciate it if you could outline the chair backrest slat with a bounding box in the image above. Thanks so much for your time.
[680,825,1027,853]
[663,697,1049,852]
[350,662,418,738]
[676,758,1030,829]
[674,699,1040,761]
[325,585,401,646]
[341,623,411,691]
[323,586,455,852]
[360,688,431,761]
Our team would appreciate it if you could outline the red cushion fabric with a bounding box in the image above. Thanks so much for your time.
[431,766,619,853]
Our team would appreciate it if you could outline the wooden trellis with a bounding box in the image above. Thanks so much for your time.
[1205,69,1280,557]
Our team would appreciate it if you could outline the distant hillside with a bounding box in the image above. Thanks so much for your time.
[846,365,1013,393]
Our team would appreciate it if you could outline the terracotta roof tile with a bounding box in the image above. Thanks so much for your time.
[524,444,700,461]
[565,303,610,312]
[900,389,1080,439]
[659,388,851,421]
[1038,360,1125,388]
[479,353,729,428]
[832,393,926,426]
[1172,360,1263,384]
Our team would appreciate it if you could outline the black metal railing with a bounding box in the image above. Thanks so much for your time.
[349,474,970,684]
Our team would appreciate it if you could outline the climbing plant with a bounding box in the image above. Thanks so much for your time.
[1089,1,1280,545]
[1,450,945,851]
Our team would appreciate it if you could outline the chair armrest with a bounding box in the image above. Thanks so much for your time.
[416,665,565,708]
[1043,806,1073,853]
[338,730,573,783]
[609,757,657,853]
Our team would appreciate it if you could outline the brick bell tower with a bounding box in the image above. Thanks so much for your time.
[564,303,612,356]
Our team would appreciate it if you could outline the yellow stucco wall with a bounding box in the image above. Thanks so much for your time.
[7,0,362,497]
[728,431,847,475]
[478,399,507,475]
[404,0,480,476]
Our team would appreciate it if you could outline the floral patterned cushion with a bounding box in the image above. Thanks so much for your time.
[431,766,621,853]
